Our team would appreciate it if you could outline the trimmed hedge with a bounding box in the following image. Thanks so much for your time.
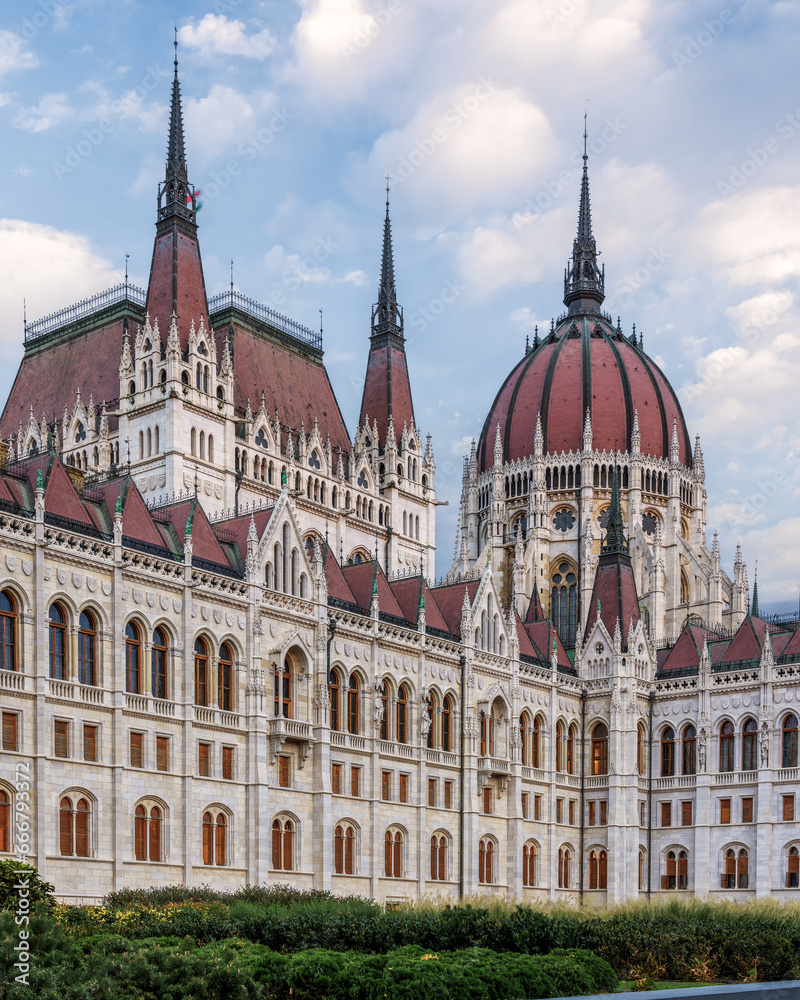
[55,892,800,983]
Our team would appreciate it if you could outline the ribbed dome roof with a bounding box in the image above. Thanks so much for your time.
[477,313,693,473]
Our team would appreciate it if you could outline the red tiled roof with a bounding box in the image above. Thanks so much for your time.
[478,315,692,471]
[358,338,416,447]
[323,545,357,605]
[523,619,570,668]
[388,576,450,632]
[214,508,274,561]
[777,627,800,659]
[584,550,641,645]
[0,317,126,441]
[659,624,719,672]
[341,561,404,617]
[525,587,545,622]
[720,615,764,664]
[43,457,95,526]
[515,613,538,658]
[145,229,209,352]
[223,323,351,455]
[428,580,480,635]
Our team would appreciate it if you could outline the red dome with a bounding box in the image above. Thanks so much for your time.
[478,314,692,473]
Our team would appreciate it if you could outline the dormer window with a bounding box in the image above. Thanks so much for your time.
[309,450,321,469]
[143,339,151,352]
[197,342,207,356]
[75,422,86,443]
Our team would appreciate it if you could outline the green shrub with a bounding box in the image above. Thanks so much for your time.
[0,861,55,912]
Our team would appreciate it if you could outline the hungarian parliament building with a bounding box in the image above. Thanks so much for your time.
[0,57,797,906]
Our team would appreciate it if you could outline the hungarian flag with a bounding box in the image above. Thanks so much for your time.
[187,189,202,212]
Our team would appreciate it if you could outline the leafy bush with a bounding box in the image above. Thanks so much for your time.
[0,861,55,912]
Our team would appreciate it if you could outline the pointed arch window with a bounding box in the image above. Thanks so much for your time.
[397,683,409,744]
[556,721,565,772]
[442,695,453,752]
[78,611,96,686]
[49,604,67,680]
[637,723,646,774]
[591,723,608,775]
[379,682,389,741]
[568,724,577,774]
[218,643,233,712]
[520,713,529,766]
[783,714,798,768]
[426,694,436,749]
[550,561,577,647]
[329,668,341,731]
[151,628,168,700]
[531,715,541,768]
[272,817,294,870]
[720,721,735,772]
[348,675,360,735]
[661,726,675,777]
[194,637,209,706]
[742,718,758,771]
[125,621,141,694]
[682,725,696,775]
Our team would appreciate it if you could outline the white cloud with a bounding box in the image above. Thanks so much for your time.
[0,220,120,361]
[183,85,279,167]
[179,15,277,60]
[14,92,73,132]
[0,31,38,77]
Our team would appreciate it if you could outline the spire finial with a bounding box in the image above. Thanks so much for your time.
[158,32,193,227]
[563,114,604,315]
[602,462,628,554]
[174,24,178,73]
[583,108,588,162]
[372,184,403,338]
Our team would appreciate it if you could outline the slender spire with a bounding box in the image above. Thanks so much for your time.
[602,462,628,554]
[563,116,605,315]
[371,178,403,338]
[157,31,195,228]
[751,563,759,618]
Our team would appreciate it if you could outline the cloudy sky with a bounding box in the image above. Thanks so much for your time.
[0,0,798,605]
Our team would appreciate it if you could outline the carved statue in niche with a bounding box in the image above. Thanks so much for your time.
[698,728,707,771]
[760,722,770,767]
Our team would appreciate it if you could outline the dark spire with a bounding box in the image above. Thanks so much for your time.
[157,31,196,230]
[563,115,605,315]
[751,563,759,618]
[371,178,403,338]
[602,462,628,554]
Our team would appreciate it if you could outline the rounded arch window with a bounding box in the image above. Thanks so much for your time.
[591,722,608,775]
[682,725,696,775]
[335,822,357,875]
[348,675,360,734]
[202,809,228,867]
[125,621,142,694]
[194,637,209,706]
[442,695,453,752]
[430,832,448,881]
[384,828,403,877]
[783,714,799,768]
[78,611,96,686]
[523,841,537,887]
[272,817,294,871]
[478,837,495,884]
[151,628,168,700]
[134,802,162,862]
[49,604,67,680]
[219,642,234,712]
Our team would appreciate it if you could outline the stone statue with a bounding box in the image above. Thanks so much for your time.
[373,691,385,729]
[760,723,770,767]
[420,705,432,739]
[698,728,707,771]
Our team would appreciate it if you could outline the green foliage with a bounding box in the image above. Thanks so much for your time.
[0,861,55,912]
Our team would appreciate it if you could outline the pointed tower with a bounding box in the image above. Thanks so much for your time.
[563,121,605,316]
[145,37,209,349]
[358,188,415,449]
[584,465,641,646]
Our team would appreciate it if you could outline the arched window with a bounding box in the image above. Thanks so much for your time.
[478,837,494,884]
[532,715,541,768]
[0,789,9,852]
[783,714,799,768]
[147,427,152,457]
[787,846,800,888]
[589,849,608,890]
[550,561,577,647]
[208,434,214,463]
[384,829,403,877]
[379,681,390,741]
[426,695,436,750]
[348,675,360,734]
[520,712,530,766]
[194,637,209,706]
[125,621,141,694]
[78,611,96,686]
[191,427,196,456]
[274,658,292,718]
[637,723,646,774]
[151,628,168,700]
[202,810,227,866]
[558,847,571,888]
[59,796,90,857]
[134,803,162,862]
[199,430,205,460]
[523,842,537,887]
[335,823,356,875]
[49,604,67,680]
[682,725,696,775]
[480,713,493,757]
[567,724,576,774]
[663,849,688,890]
[397,683,409,744]
[742,718,758,771]
[218,643,233,712]
[329,668,341,731]
[591,723,608,776]
[720,721,735,772]
[661,726,675,777]
[639,849,646,891]
[556,722,565,772]
[272,817,294,870]
[722,847,748,889]
[442,695,453,752]
[430,833,447,881]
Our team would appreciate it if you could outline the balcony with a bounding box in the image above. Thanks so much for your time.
[269,716,314,767]
[478,756,511,777]
[715,770,758,787]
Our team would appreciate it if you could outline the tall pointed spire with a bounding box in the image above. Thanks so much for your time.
[563,116,605,315]
[751,563,760,618]
[602,462,628,554]
[158,30,195,228]
[371,178,403,339]
[146,33,208,351]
